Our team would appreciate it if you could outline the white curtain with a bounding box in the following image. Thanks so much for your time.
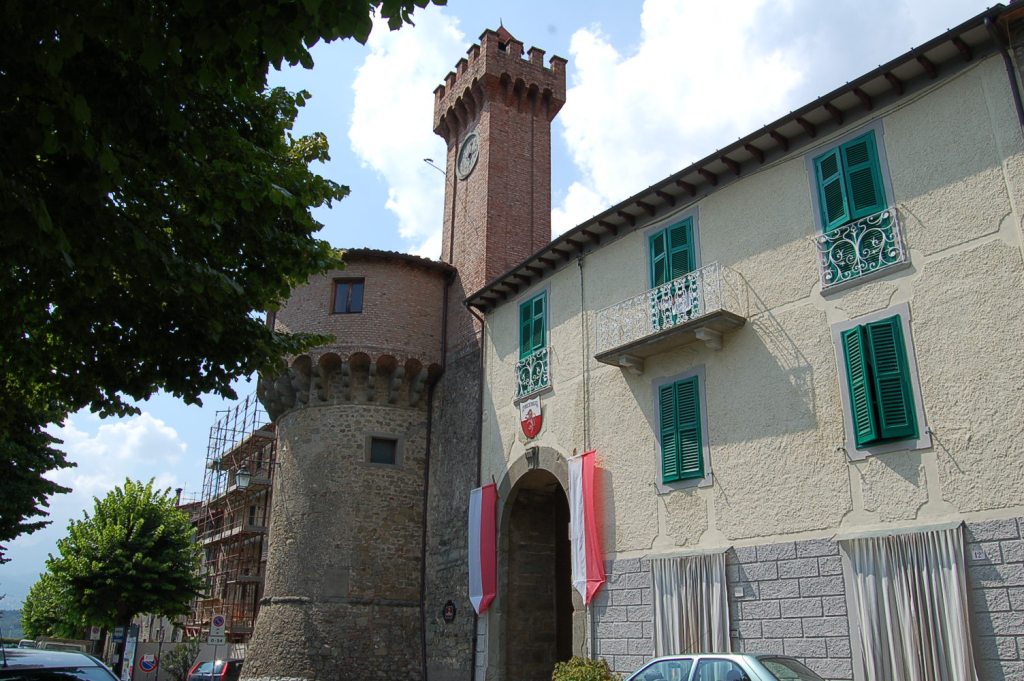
[841,524,978,681]
[650,552,730,656]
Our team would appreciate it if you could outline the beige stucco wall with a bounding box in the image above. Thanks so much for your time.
[481,55,1024,558]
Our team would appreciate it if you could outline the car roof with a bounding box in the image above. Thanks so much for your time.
[0,647,104,669]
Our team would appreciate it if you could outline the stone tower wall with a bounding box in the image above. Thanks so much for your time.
[244,251,450,681]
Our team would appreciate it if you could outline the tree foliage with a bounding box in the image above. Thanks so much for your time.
[21,571,85,640]
[0,0,443,558]
[163,637,203,681]
[551,657,621,681]
[48,480,204,642]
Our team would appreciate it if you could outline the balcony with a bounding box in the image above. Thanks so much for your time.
[594,262,746,374]
[515,347,550,399]
[813,206,909,292]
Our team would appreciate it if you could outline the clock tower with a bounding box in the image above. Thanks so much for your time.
[433,25,567,306]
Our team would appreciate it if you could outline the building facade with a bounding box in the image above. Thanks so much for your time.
[469,7,1024,681]
[242,6,1024,681]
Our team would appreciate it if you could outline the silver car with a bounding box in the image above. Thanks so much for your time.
[625,653,827,681]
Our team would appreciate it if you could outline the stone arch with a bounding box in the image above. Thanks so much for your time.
[486,447,583,681]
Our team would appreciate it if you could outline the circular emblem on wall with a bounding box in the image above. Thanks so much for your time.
[442,600,457,623]
[456,132,480,179]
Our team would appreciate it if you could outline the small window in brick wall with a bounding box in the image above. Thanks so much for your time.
[369,437,398,465]
[332,278,364,314]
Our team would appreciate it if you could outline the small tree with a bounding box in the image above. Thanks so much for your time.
[21,570,84,639]
[552,657,621,681]
[48,480,204,676]
[163,636,203,681]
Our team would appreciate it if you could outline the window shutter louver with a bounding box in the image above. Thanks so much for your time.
[519,300,532,359]
[815,148,850,232]
[842,326,880,448]
[532,296,546,352]
[668,219,695,281]
[865,316,917,441]
[650,231,669,286]
[675,377,704,479]
[842,133,885,220]
[659,383,680,483]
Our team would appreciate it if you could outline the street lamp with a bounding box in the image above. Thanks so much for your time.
[235,467,251,490]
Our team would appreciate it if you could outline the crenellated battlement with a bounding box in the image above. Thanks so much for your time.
[258,351,443,420]
[433,27,567,143]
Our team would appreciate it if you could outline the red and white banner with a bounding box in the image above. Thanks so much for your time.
[468,483,497,614]
[569,450,606,604]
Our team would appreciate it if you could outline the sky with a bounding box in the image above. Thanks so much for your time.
[0,0,995,609]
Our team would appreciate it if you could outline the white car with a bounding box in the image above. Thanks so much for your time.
[625,653,827,681]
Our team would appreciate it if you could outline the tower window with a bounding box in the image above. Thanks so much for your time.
[368,437,398,465]
[332,278,365,314]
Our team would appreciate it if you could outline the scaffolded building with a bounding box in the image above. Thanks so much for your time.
[185,395,275,645]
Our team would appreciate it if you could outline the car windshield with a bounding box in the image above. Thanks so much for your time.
[759,657,825,681]
[193,661,227,675]
[0,669,116,681]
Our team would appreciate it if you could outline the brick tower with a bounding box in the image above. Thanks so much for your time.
[424,27,566,681]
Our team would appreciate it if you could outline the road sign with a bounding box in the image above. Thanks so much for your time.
[208,613,226,645]
[139,654,158,673]
[88,626,101,641]
[112,626,125,642]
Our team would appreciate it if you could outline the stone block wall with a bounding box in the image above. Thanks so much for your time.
[727,539,851,680]
[591,520,1024,680]
[965,517,1024,681]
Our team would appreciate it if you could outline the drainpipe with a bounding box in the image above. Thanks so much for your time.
[987,16,1024,133]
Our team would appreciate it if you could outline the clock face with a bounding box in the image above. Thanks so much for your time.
[457,132,480,179]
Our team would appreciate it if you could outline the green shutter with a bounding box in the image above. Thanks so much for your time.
[531,294,546,352]
[650,221,695,286]
[842,326,880,448]
[815,148,850,232]
[865,316,917,441]
[519,299,533,359]
[667,219,695,280]
[659,383,680,483]
[520,293,546,359]
[650,231,668,287]
[842,133,886,220]
[674,377,704,479]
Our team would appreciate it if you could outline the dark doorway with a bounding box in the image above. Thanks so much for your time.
[504,469,573,681]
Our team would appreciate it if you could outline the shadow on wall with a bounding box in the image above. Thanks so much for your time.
[626,273,820,446]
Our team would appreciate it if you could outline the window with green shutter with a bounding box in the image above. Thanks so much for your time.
[519,292,546,359]
[658,375,704,483]
[814,131,887,233]
[841,314,918,448]
[649,218,696,287]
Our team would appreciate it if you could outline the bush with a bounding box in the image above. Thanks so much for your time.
[552,656,621,681]
[163,637,202,681]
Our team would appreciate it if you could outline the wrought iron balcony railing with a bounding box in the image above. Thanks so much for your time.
[813,207,908,291]
[594,262,746,372]
[515,347,550,399]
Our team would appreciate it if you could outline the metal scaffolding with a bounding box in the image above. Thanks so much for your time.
[185,394,276,644]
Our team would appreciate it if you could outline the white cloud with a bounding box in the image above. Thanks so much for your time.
[349,12,467,257]
[0,412,191,605]
[552,0,804,233]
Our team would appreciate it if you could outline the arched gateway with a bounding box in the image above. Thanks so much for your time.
[487,448,583,681]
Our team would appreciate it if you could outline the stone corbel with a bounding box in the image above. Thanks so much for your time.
[388,367,406,405]
[618,354,644,376]
[695,327,723,350]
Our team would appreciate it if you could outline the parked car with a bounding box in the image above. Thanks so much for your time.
[0,647,117,680]
[625,654,827,681]
[186,658,243,681]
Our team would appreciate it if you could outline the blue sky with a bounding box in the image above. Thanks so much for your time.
[0,0,993,608]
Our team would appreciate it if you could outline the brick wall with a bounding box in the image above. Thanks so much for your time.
[273,250,449,365]
[965,518,1024,680]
